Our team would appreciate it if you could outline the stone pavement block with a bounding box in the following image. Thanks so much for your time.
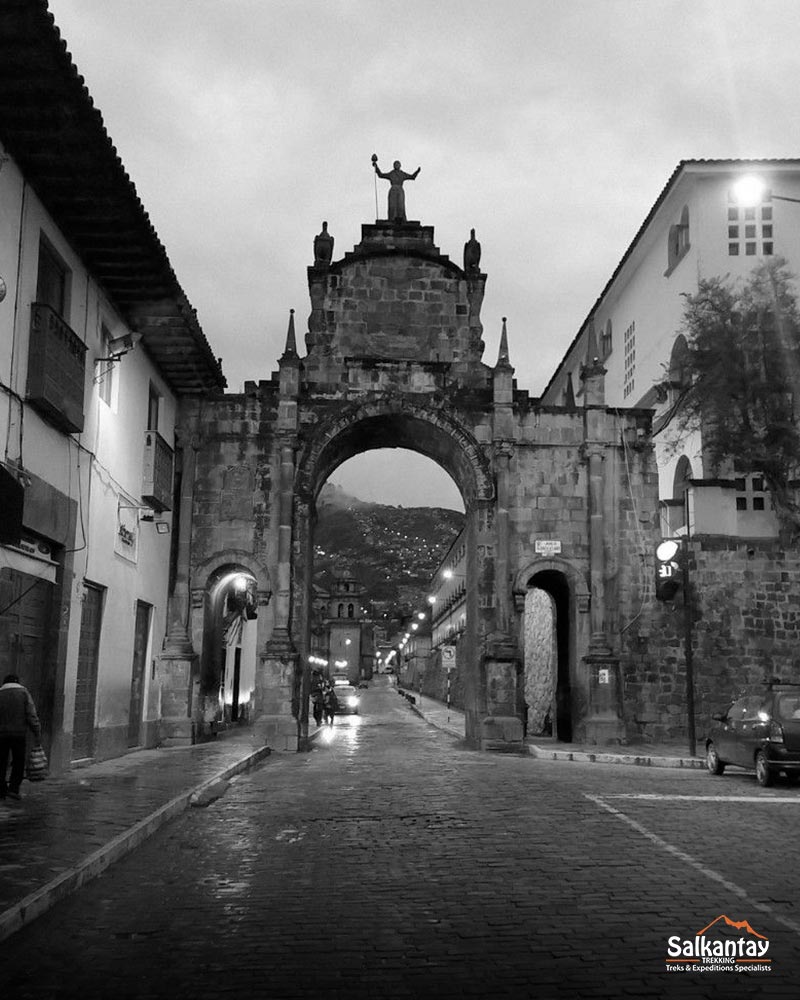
[0,731,271,941]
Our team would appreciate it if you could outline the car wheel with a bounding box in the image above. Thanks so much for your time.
[706,742,725,776]
[755,750,774,788]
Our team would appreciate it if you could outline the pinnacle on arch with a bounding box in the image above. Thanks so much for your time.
[496,316,513,370]
[564,371,576,410]
[584,318,599,365]
[281,308,298,359]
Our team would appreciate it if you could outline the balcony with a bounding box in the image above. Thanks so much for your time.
[142,430,174,512]
[27,303,87,433]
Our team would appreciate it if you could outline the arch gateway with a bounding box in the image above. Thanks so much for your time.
[159,207,660,752]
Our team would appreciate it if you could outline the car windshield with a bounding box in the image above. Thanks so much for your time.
[775,693,800,721]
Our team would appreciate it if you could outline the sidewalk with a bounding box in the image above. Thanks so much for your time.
[405,691,705,770]
[0,730,272,942]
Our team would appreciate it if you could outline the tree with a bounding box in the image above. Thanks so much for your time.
[664,257,800,540]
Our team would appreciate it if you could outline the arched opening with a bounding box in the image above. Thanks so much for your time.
[668,334,690,407]
[294,404,492,742]
[523,569,572,742]
[199,565,259,730]
[673,455,693,501]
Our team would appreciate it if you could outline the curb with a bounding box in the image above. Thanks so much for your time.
[529,745,705,770]
[0,744,272,943]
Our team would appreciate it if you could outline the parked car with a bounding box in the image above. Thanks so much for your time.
[334,684,361,715]
[705,683,800,787]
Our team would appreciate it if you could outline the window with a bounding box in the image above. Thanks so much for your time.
[98,325,114,407]
[36,236,69,317]
[728,187,774,256]
[668,335,690,406]
[666,206,690,273]
[147,384,160,431]
[735,473,769,512]
[623,321,636,399]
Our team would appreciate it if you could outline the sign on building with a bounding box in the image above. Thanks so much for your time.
[535,539,562,556]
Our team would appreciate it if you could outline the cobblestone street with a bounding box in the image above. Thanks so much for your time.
[4,679,800,998]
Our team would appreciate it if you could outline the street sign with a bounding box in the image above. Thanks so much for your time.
[535,539,562,555]
[441,645,456,668]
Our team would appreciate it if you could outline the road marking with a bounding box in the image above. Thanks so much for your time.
[598,793,800,803]
[586,793,800,936]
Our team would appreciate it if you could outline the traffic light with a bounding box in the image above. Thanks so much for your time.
[655,538,684,601]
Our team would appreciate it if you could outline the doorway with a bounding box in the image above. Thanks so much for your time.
[127,600,151,747]
[524,570,572,741]
[73,582,104,759]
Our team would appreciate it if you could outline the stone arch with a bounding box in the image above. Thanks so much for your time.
[513,557,589,743]
[292,397,494,744]
[189,550,273,735]
[295,397,494,508]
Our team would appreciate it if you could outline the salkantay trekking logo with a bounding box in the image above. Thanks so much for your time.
[665,914,771,973]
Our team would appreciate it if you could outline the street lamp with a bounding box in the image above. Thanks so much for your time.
[733,175,800,207]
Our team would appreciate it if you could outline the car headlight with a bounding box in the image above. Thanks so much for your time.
[347,696,359,708]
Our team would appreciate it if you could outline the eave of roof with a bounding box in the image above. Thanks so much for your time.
[539,157,800,402]
[0,0,226,393]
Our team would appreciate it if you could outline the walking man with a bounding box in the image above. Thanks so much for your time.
[0,673,42,801]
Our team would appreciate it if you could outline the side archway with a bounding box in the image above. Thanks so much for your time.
[190,550,272,734]
[513,557,590,743]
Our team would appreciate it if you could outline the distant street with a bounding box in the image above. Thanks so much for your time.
[5,676,800,998]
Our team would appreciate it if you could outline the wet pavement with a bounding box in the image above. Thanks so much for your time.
[0,730,270,941]
[3,678,799,999]
[2,682,702,943]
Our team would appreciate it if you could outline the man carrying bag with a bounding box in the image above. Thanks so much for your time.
[0,673,44,800]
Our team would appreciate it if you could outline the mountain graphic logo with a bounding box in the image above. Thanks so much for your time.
[696,914,768,939]
[666,914,771,968]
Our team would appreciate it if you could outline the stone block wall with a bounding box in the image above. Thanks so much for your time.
[620,536,800,743]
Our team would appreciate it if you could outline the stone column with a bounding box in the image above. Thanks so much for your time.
[476,483,523,753]
[581,440,623,744]
[256,439,300,751]
[160,432,198,745]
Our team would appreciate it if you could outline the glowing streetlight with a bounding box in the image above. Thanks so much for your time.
[733,175,800,207]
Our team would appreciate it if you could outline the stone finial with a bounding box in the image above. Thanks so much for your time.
[496,316,512,369]
[282,309,298,358]
[564,371,576,410]
[313,221,334,265]
[584,318,600,366]
[464,228,481,274]
[580,318,606,404]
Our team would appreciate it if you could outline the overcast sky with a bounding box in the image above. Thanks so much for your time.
[46,0,800,509]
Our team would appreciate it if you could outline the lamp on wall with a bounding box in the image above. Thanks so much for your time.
[732,175,800,206]
[97,331,143,361]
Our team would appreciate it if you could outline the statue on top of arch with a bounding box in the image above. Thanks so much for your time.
[372,154,421,223]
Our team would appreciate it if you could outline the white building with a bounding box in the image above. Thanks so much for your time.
[0,8,224,770]
[541,159,800,538]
